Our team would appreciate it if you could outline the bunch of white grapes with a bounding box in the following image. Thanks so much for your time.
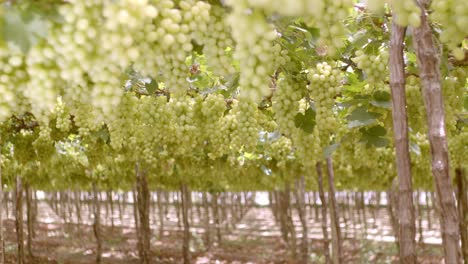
[405,76,426,133]
[307,61,343,144]
[442,67,467,133]
[53,97,71,132]
[431,0,468,60]
[352,49,389,84]
[390,0,421,27]
[305,0,353,56]
[230,99,260,153]
[202,6,236,77]
[272,77,304,136]
[107,93,138,150]
[226,0,279,102]
[0,45,29,122]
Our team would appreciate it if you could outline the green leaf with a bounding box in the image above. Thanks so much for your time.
[370,100,392,109]
[370,90,392,109]
[1,6,51,53]
[294,108,316,133]
[464,94,468,110]
[346,106,381,128]
[363,40,382,55]
[145,78,159,95]
[323,143,340,158]
[366,125,387,136]
[2,8,30,52]
[360,125,389,148]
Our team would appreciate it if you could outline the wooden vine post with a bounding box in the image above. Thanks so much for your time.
[316,162,331,264]
[388,16,416,263]
[0,149,4,264]
[326,157,343,264]
[413,0,462,263]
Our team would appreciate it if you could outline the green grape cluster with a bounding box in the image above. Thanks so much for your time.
[352,49,389,84]
[202,6,236,77]
[189,94,227,159]
[25,42,63,121]
[230,99,260,154]
[72,102,103,137]
[53,97,71,132]
[226,0,279,102]
[442,67,467,133]
[134,96,160,165]
[138,0,211,96]
[448,127,468,169]
[272,78,304,136]
[431,0,468,59]
[48,1,103,86]
[390,0,421,27]
[215,112,237,160]
[406,76,426,133]
[0,45,29,122]
[307,62,343,144]
[246,0,324,16]
[257,110,277,132]
[292,126,321,169]
[32,126,55,162]
[107,93,138,150]
[410,133,432,189]
[266,136,293,170]
[100,0,158,68]
[168,97,198,155]
[305,0,353,55]
[367,0,387,14]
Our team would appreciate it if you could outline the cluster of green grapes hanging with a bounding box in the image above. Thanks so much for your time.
[406,75,426,133]
[391,0,421,27]
[431,0,468,60]
[0,45,29,121]
[202,6,236,77]
[272,78,305,137]
[307,62,343,145]
[352,48,389,85]
[226,0,280,102]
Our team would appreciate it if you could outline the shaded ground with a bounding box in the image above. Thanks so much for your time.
[2,198,444,263]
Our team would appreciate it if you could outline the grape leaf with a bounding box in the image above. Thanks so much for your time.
[346,106,381,128]
[294,108,316,133]
[1,6,50,53]
[360,125,389,148]
[323,143,340,158]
